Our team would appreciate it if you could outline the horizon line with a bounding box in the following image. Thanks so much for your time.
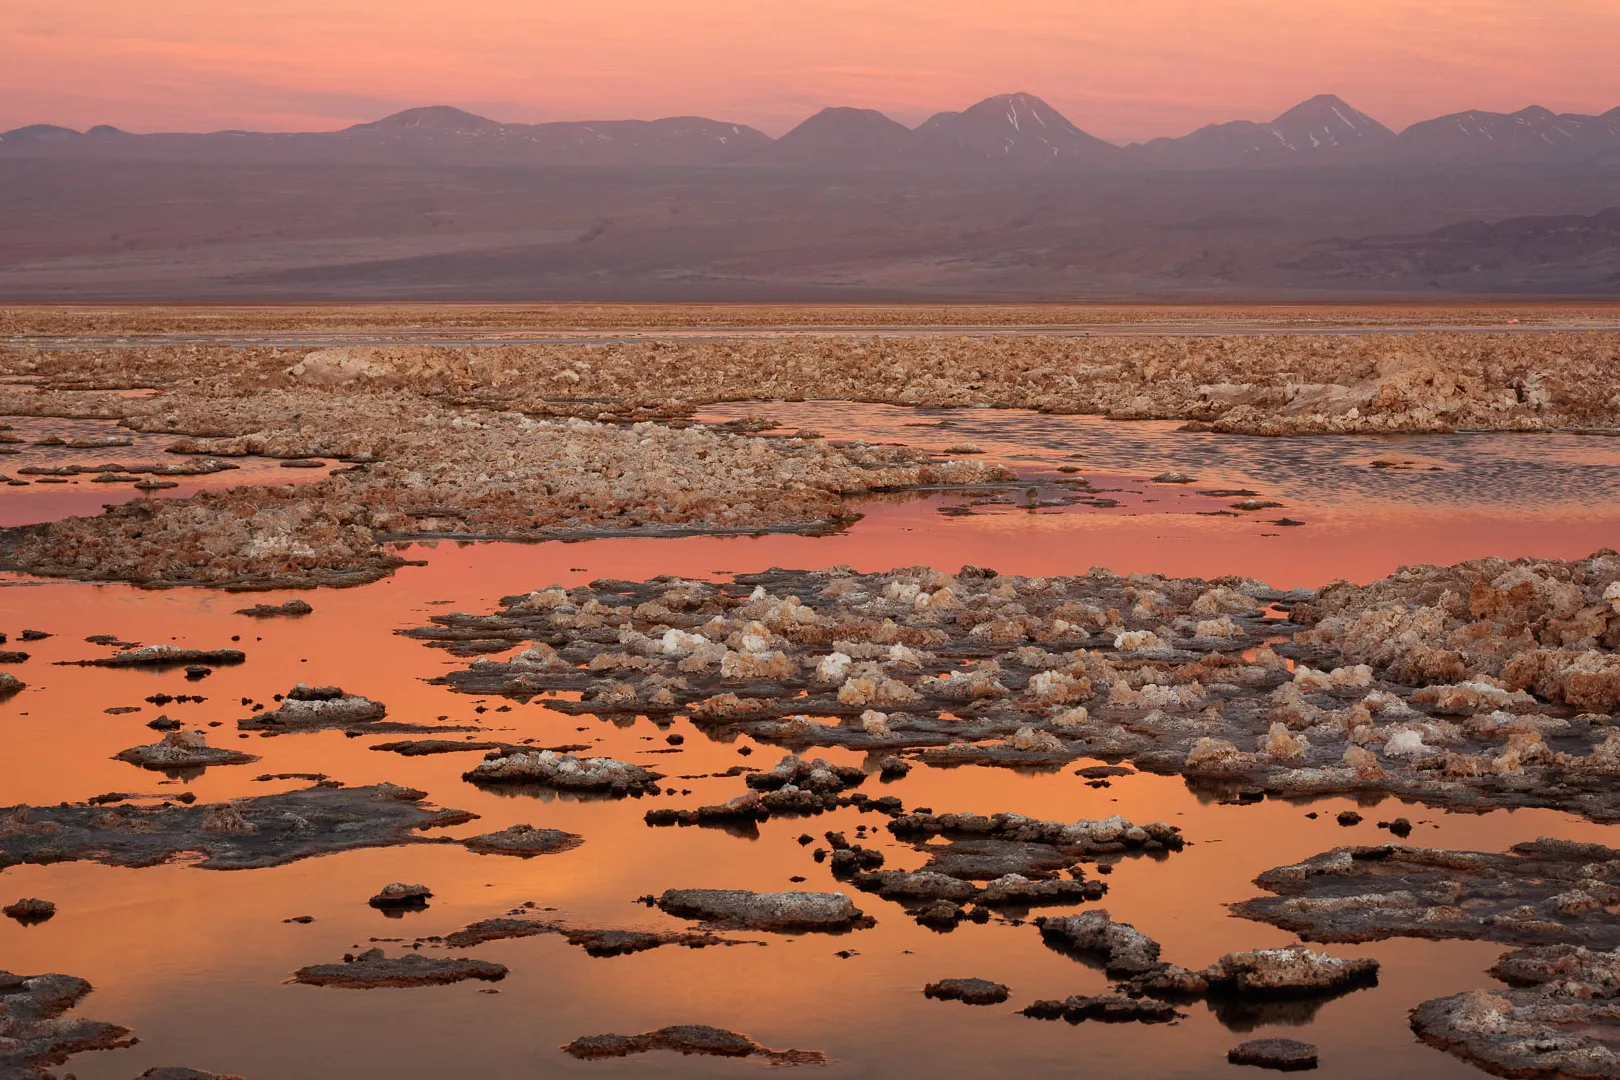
[7,91,1620,147]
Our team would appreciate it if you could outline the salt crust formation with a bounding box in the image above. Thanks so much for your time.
[367,883,432,909]
[1020,993,1184,1024]
[4,330,1614,587]
[234,598,313,617]
[654,889,872,932]
[438,907,750,956]
[460,823,583,857]
[12,302,1591,336]
[1234,839,1620,948]
[462,750,664,794]
[424,553,1620,821]
[114,730,260,771]
[0,378,1012,588]
[1027,910,1377,1029]
[5,329,1615,437]
[828,810,1179,925]
[2,898,55,924]
[0,783,474,871]
[292,948,506,989]
[1036,910,1377,999]
[923,978,1011,1005]
[1226,1038,1319,1070]
[561,1025,826,1065]
[60,645,245,668]
[1240,840,1620,1076]
[0,971,135,1079]
[645,754,886,824]
[237,684,474,737]
[1412,945,1620,1078]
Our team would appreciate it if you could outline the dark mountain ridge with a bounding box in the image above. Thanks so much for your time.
[4,93,1618,172]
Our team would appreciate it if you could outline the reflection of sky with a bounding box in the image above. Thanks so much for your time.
[5,0,1617,138]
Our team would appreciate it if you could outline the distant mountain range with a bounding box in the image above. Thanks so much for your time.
[4,92,1618,171]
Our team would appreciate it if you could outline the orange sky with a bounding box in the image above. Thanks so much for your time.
[5,0,1619,141]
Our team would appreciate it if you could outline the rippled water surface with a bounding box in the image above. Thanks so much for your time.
[4,401,1620,1079]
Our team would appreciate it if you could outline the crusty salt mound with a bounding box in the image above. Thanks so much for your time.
[3,897,56,924]
[1020,992,1184,1024]
[0,970,136,1077]
[421,553,1620,822]
[1,381,1013,588]
[238,684,466,737]
[562,1024,825,1065]
[1234,838,1620,948]
[441,911,747,956]
[1226,1038,1319,1070]
[923,978,1011,1005]
[63,645,245,668]
[0,783,474,871]
[113,730,260,771]
[11,328,1617,435]
[1034,909,1377,1023]
[1413,945,1620,1079]
[655,889,872,932]
[293,948,506,989]
[461,823,584,857]
[1036,910,1165,975]
[462,750,664,794]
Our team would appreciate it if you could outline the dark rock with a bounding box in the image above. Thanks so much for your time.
[562,1025,825,1065]
[923,977,1010,1005]
[3,897,55,924]
[293,948,505,988]
[1227,1038,1319,1070]
[461,824,583,857]
[1021,993,1183,1024]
